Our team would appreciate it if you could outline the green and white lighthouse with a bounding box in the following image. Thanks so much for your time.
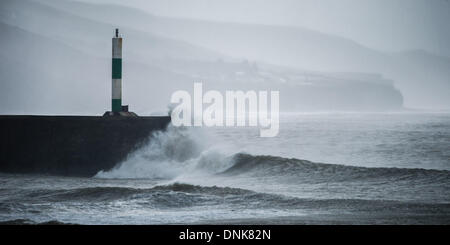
[104,28,137,117]
[112,28,122,112]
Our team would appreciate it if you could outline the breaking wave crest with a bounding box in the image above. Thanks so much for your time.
[225,153,450,183]
[95,126,450,185]
[95,125,235,179]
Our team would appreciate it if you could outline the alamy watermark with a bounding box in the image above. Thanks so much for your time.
[170,83,279,137]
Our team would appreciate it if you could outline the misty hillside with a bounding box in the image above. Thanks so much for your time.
[0,0,225,62]
[0,22,107,114]
[38,0,450,110]
[0,22,203,115]
[0,0,405,114]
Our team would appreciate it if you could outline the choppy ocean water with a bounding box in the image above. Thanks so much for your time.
[1,112,449,224]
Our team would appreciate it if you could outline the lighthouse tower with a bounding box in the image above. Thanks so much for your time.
[112,28,122,112]
[104,28,137,117]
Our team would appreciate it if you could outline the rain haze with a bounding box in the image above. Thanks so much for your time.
[0,0,450,114]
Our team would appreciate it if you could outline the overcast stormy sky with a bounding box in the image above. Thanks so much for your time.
[1,0,449,113]
[79,0,450,57]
